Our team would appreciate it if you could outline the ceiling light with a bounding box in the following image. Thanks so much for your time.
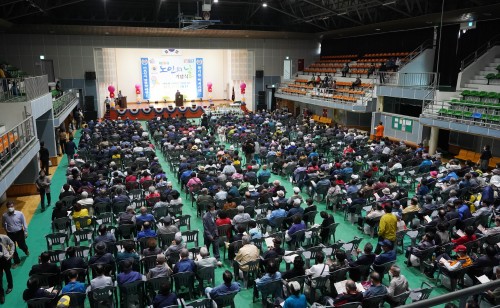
[262,2,267,7]
[39,55,45,60]
[213,0,218,3]
[375,28,381,31]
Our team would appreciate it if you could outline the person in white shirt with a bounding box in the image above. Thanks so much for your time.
[305,252,329,289]
[77,191,94,208]
[386,265,408,303]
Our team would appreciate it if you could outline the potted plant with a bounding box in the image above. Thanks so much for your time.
[486,73,496,85]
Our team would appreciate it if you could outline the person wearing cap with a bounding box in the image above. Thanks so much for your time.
[377,187,393,202]
[287,187,304,206]
[372,239,396,279]
[157,216,179,235]
[426,244,472,279]
[88,242,115,271]
[147,254,172,279]
[375,204,397,254]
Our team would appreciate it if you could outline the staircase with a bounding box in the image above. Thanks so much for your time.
[464,57,500,88]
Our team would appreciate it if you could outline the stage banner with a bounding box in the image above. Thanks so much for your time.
[141,58,150,100]
[196,58,203,99]
[141,56,203,101]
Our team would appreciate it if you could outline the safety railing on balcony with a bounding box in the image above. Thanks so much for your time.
[398,39,433,70]
[277,77,376,107]
[0,116,37,175]
[460,33,500,71]
[53,89,78,117]
[377,72,438,89]
[421,99,500,130]
[0,75,49,103]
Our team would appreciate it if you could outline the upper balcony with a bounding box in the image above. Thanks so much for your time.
[0,116,39,197]
[52,89,79,127]
[376,72,437,100]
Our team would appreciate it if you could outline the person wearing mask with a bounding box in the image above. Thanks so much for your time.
[35,170,51,212]
[2,201,29,268]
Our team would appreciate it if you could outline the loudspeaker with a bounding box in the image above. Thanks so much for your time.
[84,111,97,122]
[258,91,266,104]
[84,96,95,111]
[256,70,264,78]
[85,71,96,80]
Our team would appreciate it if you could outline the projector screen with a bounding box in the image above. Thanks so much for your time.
[115,48,233,102]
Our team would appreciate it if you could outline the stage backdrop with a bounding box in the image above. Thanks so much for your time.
[115,48,234,103]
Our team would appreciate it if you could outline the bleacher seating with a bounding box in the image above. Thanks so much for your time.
[454,149,500,168]
[437,90,500,126]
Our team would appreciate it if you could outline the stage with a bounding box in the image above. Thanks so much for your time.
[108,100,249,120]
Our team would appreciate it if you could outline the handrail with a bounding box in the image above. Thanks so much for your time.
[53,89,78,117]
[377,72,438,89]
[404,279,500,308]
[0,75,49,102]
[0,116,37,175]
[460,33,500,71]
[398,39,433,70]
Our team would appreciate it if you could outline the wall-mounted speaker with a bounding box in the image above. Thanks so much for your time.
[85,71,96,80]
[256,70,264,78]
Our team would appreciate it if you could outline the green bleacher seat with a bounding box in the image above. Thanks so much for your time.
[461,90,471,97]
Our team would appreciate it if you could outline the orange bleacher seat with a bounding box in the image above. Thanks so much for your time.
[454,149,470,161]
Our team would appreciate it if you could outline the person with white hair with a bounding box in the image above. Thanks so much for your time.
[232,206,251,229]
[77,191,94,208]
[234,235,260,275]
[195,246,221,269]
[385,265,409,305]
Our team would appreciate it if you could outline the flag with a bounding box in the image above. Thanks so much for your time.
[231,86,235,101]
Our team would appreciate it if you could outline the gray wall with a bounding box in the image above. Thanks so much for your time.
[0,33,319,110]
[372,112,426,144]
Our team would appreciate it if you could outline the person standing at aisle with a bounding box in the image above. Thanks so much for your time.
[35,170,51,212]
[65,136,77,164]
[478,145,492,172]
[59,128,67,156]
[38,141,50,176]
[375,122,384,142]
[2,201,29,268]
[0,234,15,303]
[203,204,221,262]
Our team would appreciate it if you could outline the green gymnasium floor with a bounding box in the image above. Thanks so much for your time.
[4,122,451,307]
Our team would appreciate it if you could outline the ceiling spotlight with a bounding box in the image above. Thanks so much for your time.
[213,0,218,3]
[262,2,267,7]
[375,28,381,31]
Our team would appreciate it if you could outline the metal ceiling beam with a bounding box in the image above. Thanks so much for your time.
[154,0,163,22]
[0,0,24,8]
[266,4,329,30]
[302,0,364,25]
[376,0,412,17]
[6,0,85,20]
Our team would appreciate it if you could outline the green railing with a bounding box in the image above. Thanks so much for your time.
[53,89,78,117]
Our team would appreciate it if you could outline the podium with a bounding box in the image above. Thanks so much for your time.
[117,96,127,108]
[175,94,183,107]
